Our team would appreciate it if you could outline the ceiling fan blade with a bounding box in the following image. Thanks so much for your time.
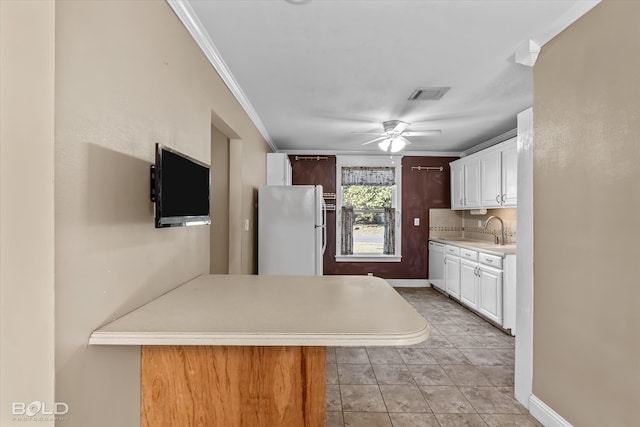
[403,130,442,136]
[360,136,387,146]
[392,121,410,133]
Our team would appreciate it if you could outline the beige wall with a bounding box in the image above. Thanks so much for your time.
[210,125,230,273]
[533,1,640,425]
[0,1,55,425]
[50,1,269,426]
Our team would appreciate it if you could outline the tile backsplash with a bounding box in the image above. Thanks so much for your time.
[429,208,517,244]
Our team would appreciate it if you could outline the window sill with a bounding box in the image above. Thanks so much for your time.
[335,255,402,263]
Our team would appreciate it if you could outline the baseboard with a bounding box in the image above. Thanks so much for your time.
[385,279,430,288]
[529,394,573,427]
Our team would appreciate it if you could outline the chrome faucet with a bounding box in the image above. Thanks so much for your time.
[484,216,505,245]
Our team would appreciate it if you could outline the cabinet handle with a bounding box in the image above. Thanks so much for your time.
[496,195,500,203]
[486,259,493,263]
[502,194,506,203]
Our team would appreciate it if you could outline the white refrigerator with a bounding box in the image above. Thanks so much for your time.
[258,185,326,275]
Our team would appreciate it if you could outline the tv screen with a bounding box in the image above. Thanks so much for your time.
[152,144,211,228]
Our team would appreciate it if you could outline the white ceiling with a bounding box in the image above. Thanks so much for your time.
[181,0,598,155]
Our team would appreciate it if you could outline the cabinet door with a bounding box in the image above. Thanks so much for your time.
[285,157,292,185]
[478,265,503,324]
[450,162,465,210]
[464,160,481,208]
[266,153,292,186]
[480,151,502,207]
[444,256,460,299]
[501,141,517,206]
[460,259,478,309]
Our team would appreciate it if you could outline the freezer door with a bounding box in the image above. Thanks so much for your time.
[258,185,319,276]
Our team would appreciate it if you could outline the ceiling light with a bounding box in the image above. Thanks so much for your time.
[390,137,406,153]
[378,139,391,151]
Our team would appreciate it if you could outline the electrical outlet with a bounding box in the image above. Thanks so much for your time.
[414,218,420,226]
[244,219,249,231]
[367,272,373,276]
[478,220,482,227]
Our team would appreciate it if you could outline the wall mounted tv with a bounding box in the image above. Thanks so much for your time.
[150,144,211,228]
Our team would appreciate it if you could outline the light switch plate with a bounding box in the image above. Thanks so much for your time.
[414,218,420,226]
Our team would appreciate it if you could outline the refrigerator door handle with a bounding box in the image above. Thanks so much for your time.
[321,199,327,255]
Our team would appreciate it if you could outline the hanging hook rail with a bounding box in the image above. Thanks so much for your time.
[294,156,329,161]
[411,166,444,172]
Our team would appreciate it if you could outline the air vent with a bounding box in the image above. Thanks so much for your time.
[408,87,450,101]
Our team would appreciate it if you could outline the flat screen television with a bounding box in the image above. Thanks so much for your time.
[151,144,211,228]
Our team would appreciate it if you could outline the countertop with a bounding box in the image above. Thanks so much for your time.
[429,237,517,256]
[89,274,430,347]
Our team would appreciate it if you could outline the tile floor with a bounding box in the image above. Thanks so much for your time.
[325,287,542,427]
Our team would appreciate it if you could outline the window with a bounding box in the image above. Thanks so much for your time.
[336,156,402,262]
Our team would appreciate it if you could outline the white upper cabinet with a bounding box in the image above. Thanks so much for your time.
[449,157,481,210]
[450,137,517,210]
[480,149,502,208]
[266,153,292,185]
[450,162,465,209]
[501,141,518,207]
[463,160,481,209]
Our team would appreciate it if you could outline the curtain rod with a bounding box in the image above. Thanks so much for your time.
[411,166,444,172]
[294,156,329,161]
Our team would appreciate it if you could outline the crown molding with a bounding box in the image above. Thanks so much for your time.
[516,0,601,67]
[534,0,601,49]
[280,149,462,157]
[166,0,277,151]
[461,128,517,157]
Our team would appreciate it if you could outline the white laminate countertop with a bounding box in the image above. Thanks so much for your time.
[89,274,430,347]
[429,237,517,256]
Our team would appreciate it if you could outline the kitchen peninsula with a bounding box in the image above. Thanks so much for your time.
[90,274,429,427]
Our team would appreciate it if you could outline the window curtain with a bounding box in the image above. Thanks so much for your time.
[341,167,395,186]
[383,207,395,255]
[341,207,354,255]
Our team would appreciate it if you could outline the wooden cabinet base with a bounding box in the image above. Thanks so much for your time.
[141,345,326,427]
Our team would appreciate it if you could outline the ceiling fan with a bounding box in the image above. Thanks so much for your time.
[354,120,442,152]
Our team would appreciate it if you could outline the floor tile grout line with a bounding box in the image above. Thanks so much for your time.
[328,288,520,427]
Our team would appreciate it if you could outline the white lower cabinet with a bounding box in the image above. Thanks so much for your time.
[444,255,460,299]
[438,242,514,334]
[460,259,479,310]
[478,264,503,325]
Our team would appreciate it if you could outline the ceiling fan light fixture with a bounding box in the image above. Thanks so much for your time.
[378,139,391,151]
[390,137,406,153]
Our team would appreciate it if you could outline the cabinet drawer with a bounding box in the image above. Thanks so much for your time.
[445,245,460,256]
[479,253,502,269]
[460,248,478,261]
